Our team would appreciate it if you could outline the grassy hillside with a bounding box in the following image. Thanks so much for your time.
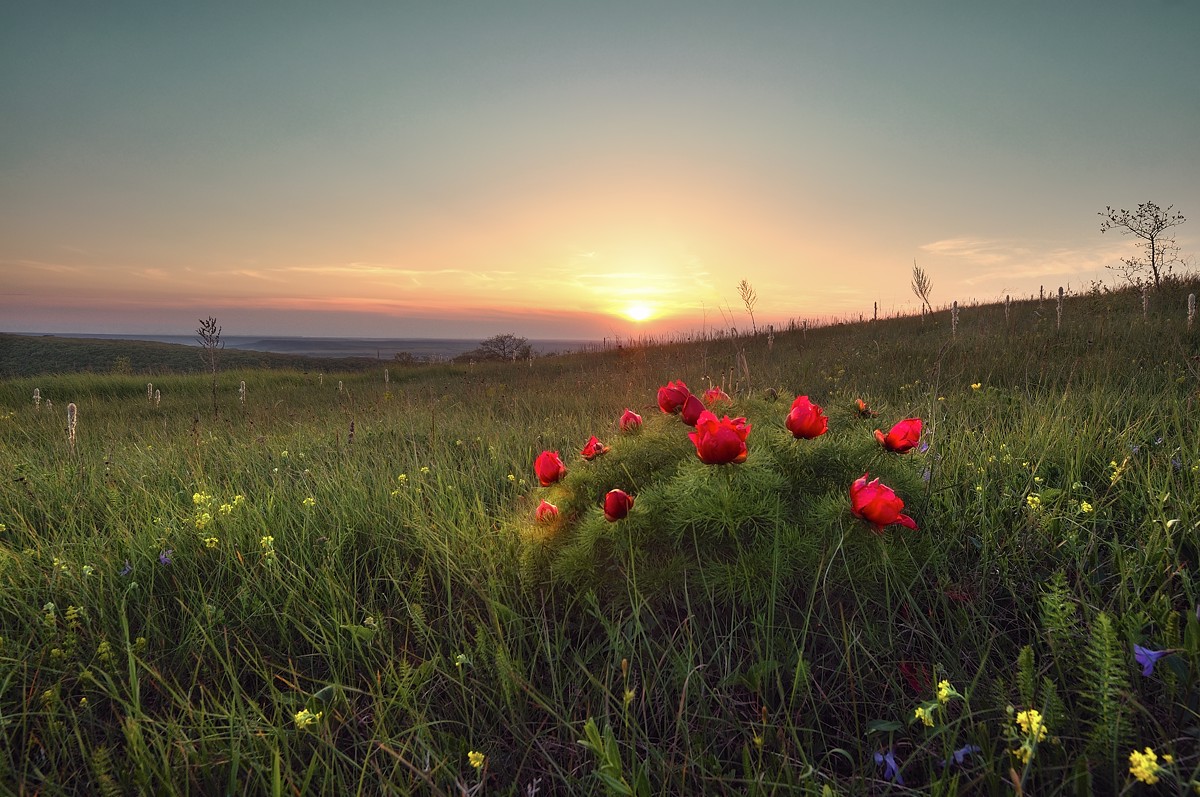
[0,332,386,378]
[1,280,1199,795]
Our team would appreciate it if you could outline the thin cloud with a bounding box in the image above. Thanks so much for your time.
[920,237,1138,286]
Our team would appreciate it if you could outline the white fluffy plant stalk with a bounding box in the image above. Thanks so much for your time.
[66,402,78,455]
[1057,287,1064,331]
[147,383,153,404]
[239,380,246,408]
[33,388,41,410]
[951,300,959,339]
[1188,293,1196,332]
[154,389,161,407]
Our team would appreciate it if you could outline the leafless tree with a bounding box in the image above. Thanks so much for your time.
[1099,202,1187,289]
[196,316,222,418]
[737,279,758,334]
[911,261,934,318]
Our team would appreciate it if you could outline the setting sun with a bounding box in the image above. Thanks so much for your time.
[623,302,655,322]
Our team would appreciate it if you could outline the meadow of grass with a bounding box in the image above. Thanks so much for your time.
[2,281,1199,795]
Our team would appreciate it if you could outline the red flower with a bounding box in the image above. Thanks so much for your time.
[534,450,567,486]
[603,489,634,522]
[580,435,610,460]
[657,380,690,414]
[535,500,559,523]
[874,418,922,454]
[855,398,878,418]
[680,393,706,426]
[618,408,643,432]
[850,473,917,533]
[785,395,828,439]
[688,410,751,464]
[703,386,731,406]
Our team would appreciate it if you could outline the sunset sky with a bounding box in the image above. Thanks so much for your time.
[3,2,1198,340]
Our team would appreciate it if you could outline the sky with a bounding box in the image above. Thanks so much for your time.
[2,1,1198,341]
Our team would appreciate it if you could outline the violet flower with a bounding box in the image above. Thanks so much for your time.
[158,549,173,566]
[873,749,903,784]
[1134,644,1168,677]
[119,559,133,577]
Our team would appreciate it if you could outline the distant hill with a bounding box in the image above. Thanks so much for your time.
[0,333,385,377]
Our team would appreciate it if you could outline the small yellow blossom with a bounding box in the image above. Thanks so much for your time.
[623,688,636,706]
[1015,709,1047,742]
[203,537,219,548]
[218,503,233,515]
[302,496,315,508]
[937,680,954,704]
[79,697,88,708]
[1012,744,1032,765]
[397,473,407,482]
[1026,495,1041,509]
[233,494,245,505]
[294,708,322,730]
[1080,501,1094,513]
[420,466,430,474]
[0,522,6,532]
[195,512,212,530]
[467,750,485,770]
[192,492,212,506]
[914,706,934,727]
[1129,747,1162,785]
[507,474,516,482]
[280,450,289,458]
[971,382,982,390]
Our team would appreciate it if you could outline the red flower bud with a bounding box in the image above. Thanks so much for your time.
[533,450,567,486]
[618,408,643,432]
[874,418,922,454]
[688,410,751,464]
[603,489,634,522]
[850,473,917,533]
[535,499,559,523]
[680,393,706,426]
[855,398,878,418]
[580,435,610,460]
[656,380,690,414]
[702,386,731,406]
[785,395,828,439]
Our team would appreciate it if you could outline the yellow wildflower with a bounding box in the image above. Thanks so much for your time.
[203,537,219,548]
[294,708,322,730]
[937,680,955,704]
[302,496,315,508]
[218,503,233,515]
[467,750,485,770]
[195,512,212,530]
[914,706,934,727]
[971,382,982,390]
[1026,495,1041,509]
[1015,709,1047,742]
[233,494,245,506]
[1129,747,1162,785]
[1080,501,1094,513]
[192,492,212,506]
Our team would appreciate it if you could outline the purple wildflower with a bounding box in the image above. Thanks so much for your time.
[953,744,981,765]
[918,441,930,454]
[873,749,903,785]
[158,549,173,566]
[119,559,133,577]
[1134,644,1168,677]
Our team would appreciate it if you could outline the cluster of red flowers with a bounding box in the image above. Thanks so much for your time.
[533,381,923,534]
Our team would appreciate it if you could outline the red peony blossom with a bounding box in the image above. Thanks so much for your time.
[603,489,634,522]
[785,395,828,439]
[580,435,610,460]
[874,418,922,454]
[534,499,559,523]
[618,408,643,432]
[688,410,751,464]
[657,380,690,414]
[849,473,918,533]
[703,386,731,406]
[534,450,567,486]
[680,393,706,426]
